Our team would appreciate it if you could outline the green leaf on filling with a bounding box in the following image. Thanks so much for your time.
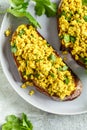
[58,65,68,71]
[63,34,70,43]
[64,77,69,85]
[50,73,55,78]
[18,29,25,37]
[82,0,87,5]
[11,44,17,53]
[70,36,76,43]
[83,15,87,22]
[48,54,56,62]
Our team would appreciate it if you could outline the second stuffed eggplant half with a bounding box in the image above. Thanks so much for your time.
[10,24,82,101]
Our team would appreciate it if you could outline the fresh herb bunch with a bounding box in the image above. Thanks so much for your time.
[2,113,33,130]
[7,0,40,28]
[33,0,57,17]
[0,0,57,28]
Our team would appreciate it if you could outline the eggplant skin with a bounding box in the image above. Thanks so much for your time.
[11,24,83,101]
[34,78,82,101]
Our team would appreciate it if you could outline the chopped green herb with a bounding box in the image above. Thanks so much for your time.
[83,58,87,64]
[70,36,76,43]
[58,65,68,71]
[2,113,33,130]
[64,77,69,85]
[66,16,71,21]
[0,0,58,28]
[18,29,25,37]
[82,0,87,5]
[35,59,43,62]
[48,54,56,62]
[50,73,55,78]
[64,34,70,43]
[83,15,87,22]
[63,35,76,43]
[11,44,17,53]
[76,19,81,23]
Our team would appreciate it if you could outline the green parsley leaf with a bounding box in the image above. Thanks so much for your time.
[64,34,70,43]
[33,0,57,17]
[9,0,25,7]
[50,73,55,78]
[2,113,33,130]
[18,29,25,37]
[82,0,87,5]
[83,15,87,22]
[35,3,45,16]
[58,65,68,71]
[48,54,56,62]
[7,8,40,28]
[83,58,87,64]
[70,36,76,43]
[64,77,69,85]
[11,44,17,53]
[22,113,33,130]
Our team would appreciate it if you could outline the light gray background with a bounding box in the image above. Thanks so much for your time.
[0,0,87,130]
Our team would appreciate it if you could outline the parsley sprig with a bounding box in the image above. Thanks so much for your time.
[2,113,33,130]
[33,0,57,17]
[7,0,40,28]
[0,0,57,28]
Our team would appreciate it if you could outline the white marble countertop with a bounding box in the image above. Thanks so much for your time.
[0,1,87,130]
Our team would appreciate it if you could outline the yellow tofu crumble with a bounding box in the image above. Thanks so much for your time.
[4,29,11,36]
[29,90,35,96]
[11,24,76,100]
[58,0,87,67]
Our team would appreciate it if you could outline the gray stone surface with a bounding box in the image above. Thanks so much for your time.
[0,1,87,130]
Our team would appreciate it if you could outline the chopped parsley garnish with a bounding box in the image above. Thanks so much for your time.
[70,36,76,43]
[18,29,25,37]
[64,34,70,43]
[58,65,68,71]
[82,0,87,5]
[63,34,76,43]
[83,58,87,64]
[64,76,70,85]
[48,54,56,62]
[50,73,55,78]
[83,15,87,22]
[11,44,17,53]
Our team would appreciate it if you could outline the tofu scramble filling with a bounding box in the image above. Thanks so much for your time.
[58,0,87,67]
[11,24,76,100]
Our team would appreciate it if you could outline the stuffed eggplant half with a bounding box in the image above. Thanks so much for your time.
[58,0,87,68]
[10,24,82,101]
